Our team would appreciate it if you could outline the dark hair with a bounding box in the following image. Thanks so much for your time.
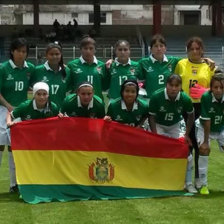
[150,34,166,48]
[76,81,93,93]
[10,38,29,60]
[166,74,182,85]
[210,73,224,90]
[46,41,66,79]
[80,36,96,49]
[114,40,130,50]
[186,36,204,54]
[120,79,139,99]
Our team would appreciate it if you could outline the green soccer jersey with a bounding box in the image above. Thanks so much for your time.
[149,88,193,126]
[67,56,107,101]
[11,99,59,120]
[30,62,71,107]
[138,55,181,98]
[61,93,105,118]
[107,59,140,99]
[200,91,224,132]
[0,60,35,107]
[107,97,149,127]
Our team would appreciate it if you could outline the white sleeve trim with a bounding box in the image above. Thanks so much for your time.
[11,111,15,119]
[187,110,194,114]
[200,116,211,121]
[149,112,156,115]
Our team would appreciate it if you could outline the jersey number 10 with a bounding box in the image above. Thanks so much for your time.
[15,81,24,91]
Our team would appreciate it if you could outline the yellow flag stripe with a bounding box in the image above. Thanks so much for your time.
[13,150,187,190]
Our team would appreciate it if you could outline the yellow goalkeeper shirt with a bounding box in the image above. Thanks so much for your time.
[174,58,214,103]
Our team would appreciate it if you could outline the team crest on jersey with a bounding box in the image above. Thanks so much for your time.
[115,115,122,121]
[25,115,32,120]
[208,107,215,113]
[6,74,14,81]
[130,68,135,75]
[177,107,183,113]
[76,68,83,73]
[192,69,197,75]
[168,65,172,72]
[159,106,166,112]
[26,72,31,79]
[96,67,102,74]
[146,66,154,72]
[111,68,117,75]
[136,115,141,121]
[42,76,49,82]
[89,158,114,183]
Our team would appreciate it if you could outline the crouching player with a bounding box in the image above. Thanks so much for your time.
[148,74,197,193]
[7,82,59,126]
[196,74,224,195]
[61,82,105,118]
[104,79,149,127]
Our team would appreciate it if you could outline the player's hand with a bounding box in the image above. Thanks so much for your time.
[104,116,112,122]
[199,142,210,155]
[184,135,192,146]
[105,59,113,69]
[7,121,15,127]
[190,84,209,99]
[58,113,64,118]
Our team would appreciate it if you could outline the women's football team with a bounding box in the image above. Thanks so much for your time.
[0,35,222,195]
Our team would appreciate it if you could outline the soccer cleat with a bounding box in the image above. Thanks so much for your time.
[186,184,198,193]
[195,178,202,189]
[200,186,209,195]
[9,185,18,193]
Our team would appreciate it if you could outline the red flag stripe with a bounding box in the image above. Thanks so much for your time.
[11,117,188,159]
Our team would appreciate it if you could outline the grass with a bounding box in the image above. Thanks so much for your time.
[0,141,224,224]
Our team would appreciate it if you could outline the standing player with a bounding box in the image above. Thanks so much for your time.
[67,36,107,101]
[174,36,215,189]
[31,42,71,107]
[138,34,181,100]
[138,34,214,101]
[104,80,149,127]
[106,40,140,100]
[0,38,35,192]
[7,82,59,125]
[61,82,105,118]
[196,74,224,195]
[148,74,196,193]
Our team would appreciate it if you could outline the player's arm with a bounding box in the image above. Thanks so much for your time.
[0,68,13,111]
[148,93,157,133]
[97,103,105,118]
[136,114,148,128]
[199,120,211,155]
[104,103,113,121]
[6,111,15,127]
[101,64,110,91]
[148,114,157,133]
[199,94,211,155]
[0,94,13,112]
[185,111,195,146]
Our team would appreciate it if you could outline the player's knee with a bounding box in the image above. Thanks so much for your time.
[0,145,5,151]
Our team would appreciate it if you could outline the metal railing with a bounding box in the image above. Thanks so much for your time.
[27,46,144,65]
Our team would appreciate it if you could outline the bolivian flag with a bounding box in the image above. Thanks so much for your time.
[11,117,189,204]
